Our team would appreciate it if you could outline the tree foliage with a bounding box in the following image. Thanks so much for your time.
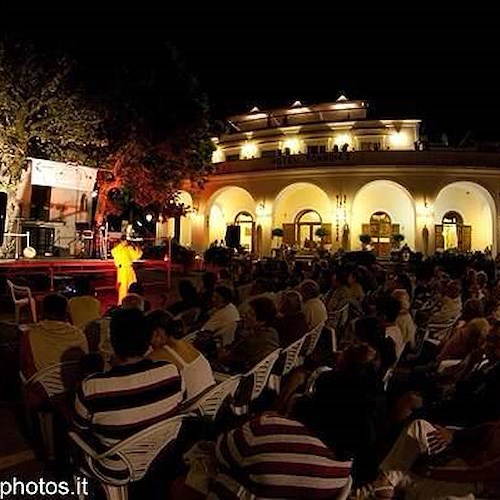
[0,39,107,254]
[93,42,215,222]
[0,40,107,187]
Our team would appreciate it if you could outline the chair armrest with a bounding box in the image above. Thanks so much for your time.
[214,371,231,383]
[68,431,99,459]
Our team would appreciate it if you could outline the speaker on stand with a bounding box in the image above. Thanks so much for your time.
[225,225,241,249]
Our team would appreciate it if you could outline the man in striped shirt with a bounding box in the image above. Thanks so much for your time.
[73,308,184,479]
[209,413,352,499]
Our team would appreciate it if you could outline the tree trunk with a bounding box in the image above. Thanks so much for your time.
[0,188,20,258]
[0,166,31,258]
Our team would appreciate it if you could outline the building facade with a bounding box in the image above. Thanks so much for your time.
[186,96,500,257]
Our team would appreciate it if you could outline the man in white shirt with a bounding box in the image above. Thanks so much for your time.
[202,286,240,346]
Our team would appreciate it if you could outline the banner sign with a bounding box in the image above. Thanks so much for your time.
[30,158,97,192]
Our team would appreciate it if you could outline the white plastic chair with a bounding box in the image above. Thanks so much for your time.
[69,414,192,500]
[21,360,81,460]
[183,375,241,419]
[232,350,280,416]
[268,336,307,393]
[300,321,326,360]
[327,303,349,329]
[7,279,37,324]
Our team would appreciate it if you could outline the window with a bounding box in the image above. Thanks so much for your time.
[360,141,381,151]
[261,149,279,158]
[80,194,88,213]
[295,209,322,248]
[442,211,463,225]
[307,145,327,155]
[30,185,51,221]
[226,154,240,161]
[234,211,254,251]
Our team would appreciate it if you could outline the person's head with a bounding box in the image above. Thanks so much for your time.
[120,234,127,242]
[213,286,234,309]
[466,318,490,350]
[298,279,320,301]
[483,326,500,361]
[445,280,462,299]
[178,279,198,302]
[219,268,231,280]
[280,290,303,316]
[122,293,145,311]
[128,282,144,296]
[110,308,150,360]
[381,296,402,324]
[42,293,69,321]
[250,278,273,296]
[145,309,179,348]
[202,272,217,290]
[336,343,378,375]
[477,271,488,287]
[391,289,410,314]
[247,296,277,328]
[462,298,484,321]
[354,316,386,345]
[347,269,359,286]
[332,270,349,289]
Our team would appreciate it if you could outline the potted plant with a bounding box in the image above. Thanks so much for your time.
[359,234,372,250]
[392,233,405,249]
[315,227,329,249]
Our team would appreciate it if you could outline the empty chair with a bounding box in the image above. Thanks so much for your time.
[7,279,37,324]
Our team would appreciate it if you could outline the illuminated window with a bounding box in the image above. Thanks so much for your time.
[295,209,322,248]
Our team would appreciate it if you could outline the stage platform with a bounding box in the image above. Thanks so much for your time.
[0,258,184,301]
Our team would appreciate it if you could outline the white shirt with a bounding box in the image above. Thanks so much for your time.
[302,297,328,330]
[386,324,405,360]
[202,303,240,345]
[162,345,215,400]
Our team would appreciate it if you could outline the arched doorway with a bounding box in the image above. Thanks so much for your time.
[434,182,495,254]
[206,186,256,247]
[235,211,255,252]
[351,180,416,254]
[438,211,469,251]
[368,211,394,256]
[295,209,322,248]
[273,182,332,249]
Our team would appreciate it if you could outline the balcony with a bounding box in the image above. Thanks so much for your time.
[211,150,500,175]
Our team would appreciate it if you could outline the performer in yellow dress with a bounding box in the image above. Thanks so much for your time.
[111,236,143,304]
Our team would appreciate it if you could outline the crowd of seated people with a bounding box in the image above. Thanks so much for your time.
[16,251,500,499]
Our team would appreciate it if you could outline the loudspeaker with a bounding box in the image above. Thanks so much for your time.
[0,192,6,246]
[225,225,241,248]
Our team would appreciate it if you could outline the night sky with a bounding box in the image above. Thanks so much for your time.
[3,5,499,142]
